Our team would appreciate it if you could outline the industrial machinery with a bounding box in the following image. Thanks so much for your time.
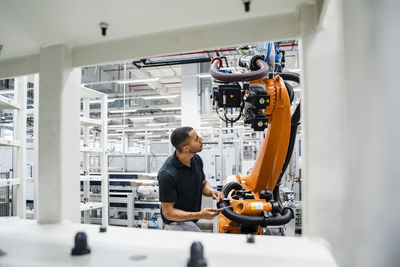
[210,52,301,234]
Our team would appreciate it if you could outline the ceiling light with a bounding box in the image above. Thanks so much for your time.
[197,73,212,78]
[108,124,130,128]
[146,123,167,127]
[129,115,180,121]
[88,99,116,104]
[117,78,160,84]
[141,94,180,100]
[109,108,138,114]
[160,107,181,111]
[108,133,122,136]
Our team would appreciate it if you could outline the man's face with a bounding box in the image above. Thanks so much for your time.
[184,130,203,153]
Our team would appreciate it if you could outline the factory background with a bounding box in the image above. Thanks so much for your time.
[0,1,399,266]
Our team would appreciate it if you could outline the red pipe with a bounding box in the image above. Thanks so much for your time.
[162,82,181,85]
[279,44,298,47]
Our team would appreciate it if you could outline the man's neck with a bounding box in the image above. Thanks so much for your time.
[176,151,194,167]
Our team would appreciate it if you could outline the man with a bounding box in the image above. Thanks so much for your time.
[157,126,224,232]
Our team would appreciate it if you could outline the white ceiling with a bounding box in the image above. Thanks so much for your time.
[0,0,304,60]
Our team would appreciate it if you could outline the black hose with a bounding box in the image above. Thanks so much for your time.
[284,81,294,104]
[263,208,293,226]
[275,71,301,190]
[277,103,301,186]
[218,182,293,227]
[279,72,300,84]
[210,58,269,82]
[218,200,293,227]
[273,185,283,212]
[221,181,243,197]
[218,200,264,226]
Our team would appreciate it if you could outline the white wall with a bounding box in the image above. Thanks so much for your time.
[300,0,346,263]
[341,1,400,266]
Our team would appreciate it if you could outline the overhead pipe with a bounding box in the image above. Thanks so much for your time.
[133,57,211,68]
[103,58,212,72]
[153,48,236,58]
[102,49,237,72]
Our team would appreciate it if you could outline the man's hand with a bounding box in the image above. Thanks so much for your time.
[199,208,219,220]
[212,190,225,202]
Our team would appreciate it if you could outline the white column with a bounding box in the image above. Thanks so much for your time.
[341,1,400,267]
[37,44,81,223]
[82,98,90,224]
[181,63,200,128]
[101,94,109,226]
[299,1,346,264]
[14,76,27,218]
[33,74,39,220]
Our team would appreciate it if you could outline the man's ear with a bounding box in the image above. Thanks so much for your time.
[182,145,189,152]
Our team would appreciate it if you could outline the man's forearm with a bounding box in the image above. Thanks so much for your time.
[164,207,201,222]
[202,181,213,197]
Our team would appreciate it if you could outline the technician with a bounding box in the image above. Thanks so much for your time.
[158,126,224,231]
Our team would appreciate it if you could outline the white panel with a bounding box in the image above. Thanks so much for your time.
[0,217,337,267]
[341,1,400,267]
[299,0,346,263]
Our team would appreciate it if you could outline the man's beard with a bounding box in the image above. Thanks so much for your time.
[189,145,202,153]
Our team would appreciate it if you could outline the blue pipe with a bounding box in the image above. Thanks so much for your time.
[151,218,160,229]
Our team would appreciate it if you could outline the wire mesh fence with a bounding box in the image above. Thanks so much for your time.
[0,147,15,217]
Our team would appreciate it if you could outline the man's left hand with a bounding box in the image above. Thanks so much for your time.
[212,190,225,202]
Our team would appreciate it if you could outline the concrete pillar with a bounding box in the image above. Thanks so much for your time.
[341,1,400,267]
[299,1,346,264]
[15,76,27,218]
[37,44,80,223]
[181,63,200,128]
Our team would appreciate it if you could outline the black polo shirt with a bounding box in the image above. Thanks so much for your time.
[157,152,205,224]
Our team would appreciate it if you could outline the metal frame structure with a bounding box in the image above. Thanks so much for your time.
[80,86,108,226]
[25,74,39,219]
[0,77,27,218]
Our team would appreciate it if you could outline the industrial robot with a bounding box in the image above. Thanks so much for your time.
[210,53,301,234]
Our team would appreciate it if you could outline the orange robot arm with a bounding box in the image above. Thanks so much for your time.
[210,56,299,234]
[243,75,291,193]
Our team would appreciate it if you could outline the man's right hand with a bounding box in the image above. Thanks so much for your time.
[199,208,219,220]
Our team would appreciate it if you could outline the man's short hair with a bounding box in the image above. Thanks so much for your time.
[171,126,193,152]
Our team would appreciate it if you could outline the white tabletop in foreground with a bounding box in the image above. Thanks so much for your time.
[0,217,337,267]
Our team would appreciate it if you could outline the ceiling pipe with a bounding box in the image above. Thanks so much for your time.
[133,58,211,69]
[102,48,237,72]
[152,48,236,58]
